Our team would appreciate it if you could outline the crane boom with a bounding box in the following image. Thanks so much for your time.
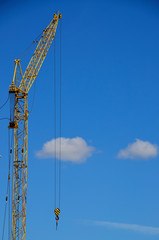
[8,12,61,240]
[19,13,61,92]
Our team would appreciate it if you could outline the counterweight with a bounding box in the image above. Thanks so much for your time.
[8,12,61,240]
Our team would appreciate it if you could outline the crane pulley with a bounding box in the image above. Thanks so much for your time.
[7,11,62,240]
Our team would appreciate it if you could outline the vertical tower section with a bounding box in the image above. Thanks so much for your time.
[9,60,28,240]
[12,95,28,240]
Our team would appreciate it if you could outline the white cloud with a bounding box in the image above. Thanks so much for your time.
[36,137,95,163]
[117,139,158,160]
[93,220,159,235]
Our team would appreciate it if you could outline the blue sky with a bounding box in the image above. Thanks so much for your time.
[1,0,159,239]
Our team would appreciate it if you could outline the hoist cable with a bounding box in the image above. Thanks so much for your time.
[8,129,13,240]
[0,94,9,111]
[54,37,57,209]
[2,129,12,240]
[59,18,62,209]
[8,182,10,240]
[8,129,10,240]
[2,181,9,240]
[53,18,62,217]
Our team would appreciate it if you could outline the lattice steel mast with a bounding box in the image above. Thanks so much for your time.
[8,12,61,240]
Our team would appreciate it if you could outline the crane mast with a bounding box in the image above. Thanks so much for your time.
[8,12,61,240]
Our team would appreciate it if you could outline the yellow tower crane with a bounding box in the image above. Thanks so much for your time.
[8,12,61,240]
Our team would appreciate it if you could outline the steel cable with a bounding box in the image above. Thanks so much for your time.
[29,80,37,115]
[54,37,57,209]
[0,95,9,111]
[59,18,62,209]
[19,31,43,60]
[1,129,12,240]
[0,118,9,121]
[8,129,13,240]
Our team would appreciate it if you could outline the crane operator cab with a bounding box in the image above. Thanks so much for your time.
[54,208,60,230]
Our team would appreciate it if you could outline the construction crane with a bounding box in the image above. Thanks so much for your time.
[8,12,61,240]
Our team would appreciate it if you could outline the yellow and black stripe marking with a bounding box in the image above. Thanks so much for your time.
[54,208,60,217]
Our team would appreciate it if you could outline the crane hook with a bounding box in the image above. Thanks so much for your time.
[54,208,60,230]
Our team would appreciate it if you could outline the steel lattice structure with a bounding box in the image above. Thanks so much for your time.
[8,12,61,240]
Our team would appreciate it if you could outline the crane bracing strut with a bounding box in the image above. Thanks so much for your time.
[8,12,62,240]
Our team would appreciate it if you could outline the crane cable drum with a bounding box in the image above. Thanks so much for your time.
[54,15,62,229]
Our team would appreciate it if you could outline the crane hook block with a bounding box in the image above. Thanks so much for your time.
[54,208,60,217]
[54,208,60,230]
